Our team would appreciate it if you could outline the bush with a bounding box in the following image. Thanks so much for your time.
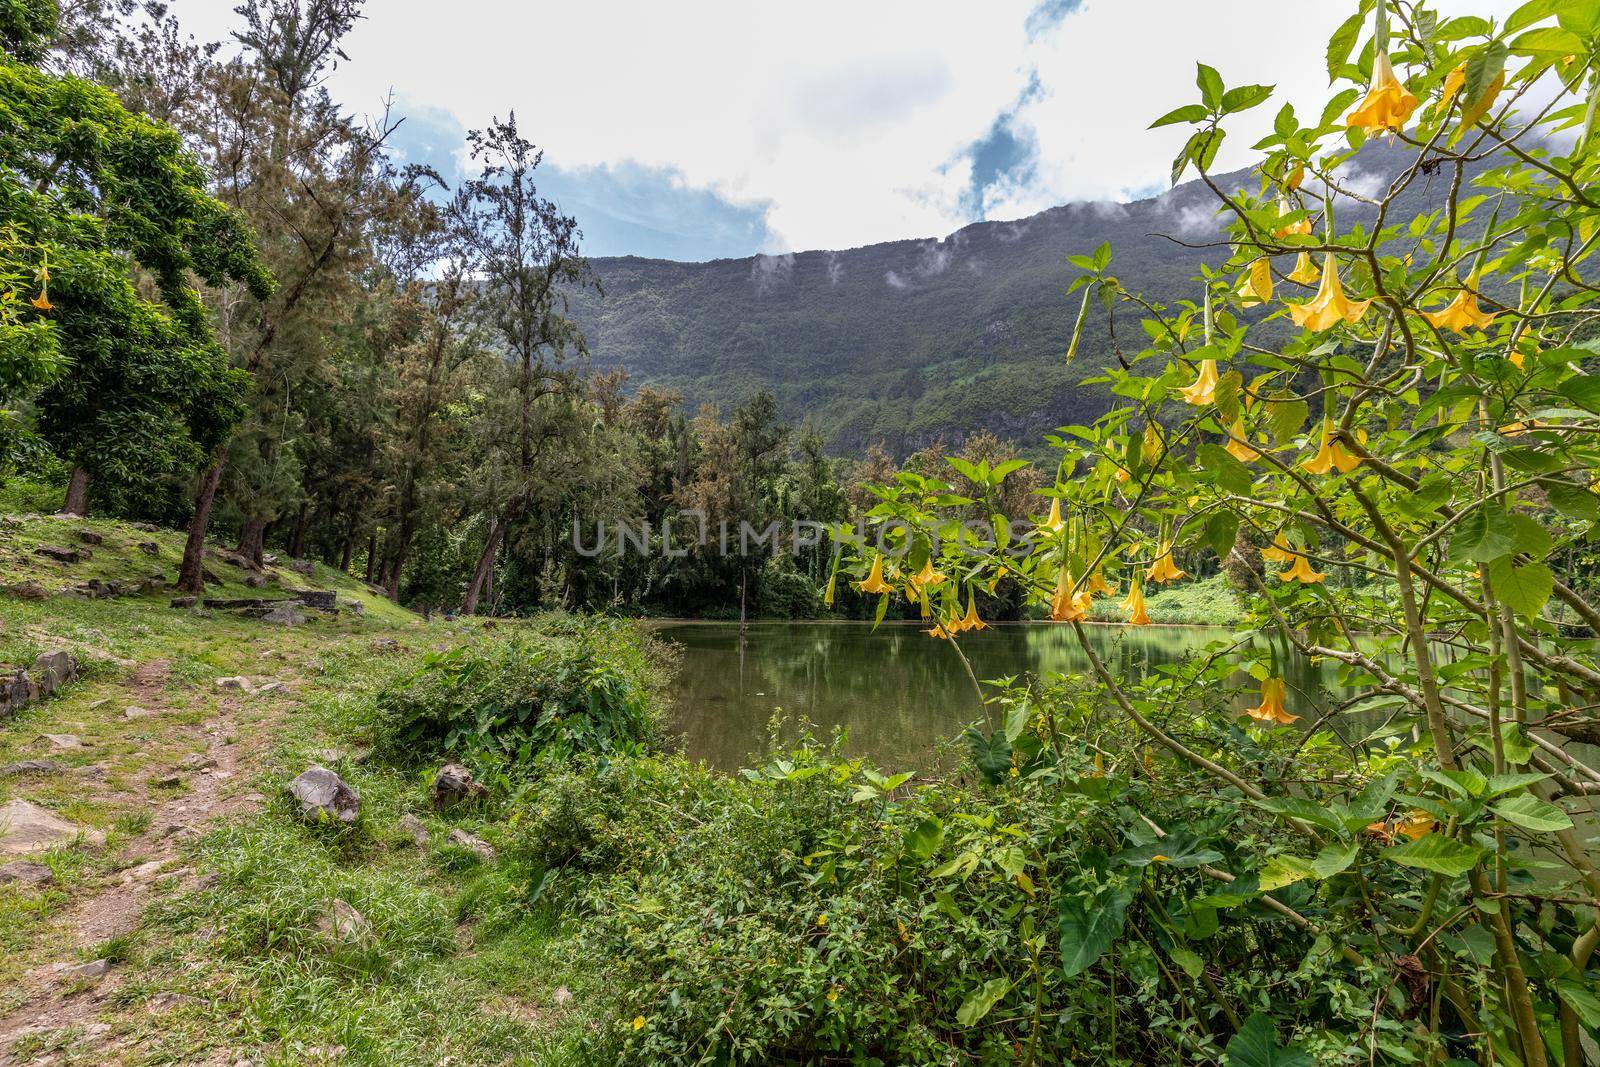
[372,616,665,767]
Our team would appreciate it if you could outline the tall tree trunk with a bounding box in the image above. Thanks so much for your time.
[338,525,354,573]
[386,544,405,601]
[236,515,267,567]
[177,454,226,593]
[462,516,505,615]
[288,502,309,558]
[61,466,89,516]
[363,532,377,584]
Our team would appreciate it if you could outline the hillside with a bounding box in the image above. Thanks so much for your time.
[571,141,1451,454]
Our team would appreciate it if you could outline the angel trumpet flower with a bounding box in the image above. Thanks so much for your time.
[1050,567,1088,622]
[1279,553,1326,584]
[1042,497,1065,534]
[1272,197,1311,238]
[1179,358,1220,406]
[1302,421,1362,475]
[1085,570,1116,598]
[923,620,954,639]
[1288,253,1370,331]
[30,292,52,311]
[1346,52,1418,134]
[1145,543,1186,585]
[1236,258,1272,307]
[1224,417,1259,463]
[911,557,946,590]
[856,555,894,595]
[1287,252,1320,285]
[1260,534,1298,564]
[1120,579,1150,626]
[1422,275,1496,332]
[1245,677,1299,725]
[957,591,987,632]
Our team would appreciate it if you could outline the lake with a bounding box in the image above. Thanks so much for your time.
[657,620,1353,771]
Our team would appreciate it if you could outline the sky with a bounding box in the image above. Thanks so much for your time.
[173,0,1519,261]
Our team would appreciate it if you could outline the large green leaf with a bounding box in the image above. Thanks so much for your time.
[1557,980,1600,1028]
[1114,832,1222,869]
[964,727,1013,785]
[903,816,944,860]
[1059,877,1137,978]
[1225,1012,1315,1067]
[1385,834,1484,877]
[1492,794,1573,832]
[1486,557,1553,618]
[1448,506,1517,564]
[955,976,1010,1027]
[1253,796,1348,834]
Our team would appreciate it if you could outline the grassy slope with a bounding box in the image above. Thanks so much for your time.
[0,513,592,1065]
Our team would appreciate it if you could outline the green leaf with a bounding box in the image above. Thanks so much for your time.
[1506,0,1559,34]
[1197,443,1254,495]
[932,850,980,879]
[1385,834,1484,877]
[1486,557,1553,618]
[1150,103,1209,129]
[1114,831,1223,869]
[1326,10,1367,81]
[1253,796,1348,834]
[1266,396,1309,446]
[1059,878,1137,978]
[903,816,944,860]
[1545,481,1600,524]
[1484,772,1550,797]
[965,727,1013,785]
[1003,698,1032,744]
[1169,945,1204,978]
[1492,794,1573,832]
[1463,39,1508,106]
[1556,980,1600,1028]
[1511,25,1585,61]
[1448,505,1517,564]
[1196,63,1225,110]
[1226,1012,1315,1067]
[1311,840,1361,879]
[1221,84,1274,115]
[955,977,1010,1027]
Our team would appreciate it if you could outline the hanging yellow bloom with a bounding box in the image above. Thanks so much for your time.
[1042,496,1065,534]
[1302,421,1362,475]
[1287,252,1320,285]
[957,591,987,632]
[1050,567,1086,622]
[1286,164,1305,191]
[923,621,953,639]
[30,292,52,312]
[856,555,894,594]
[1260,534,1298,564]
[1245,677,1299,725]
[1090,752,1106,778]
[1364,809,1435,842]
[1439,61,1504,137]
[1120,579,1150,625]
[1237,258,1272,307]
[1145,543,1186,585]
[1508,349,1527,370]
[1224,417,1259,463]
[1421,275,1496,332]
[1086,570,1116,598]
[1279,553,1326,584]
[1272,197,1311,238]
[911,557,946,590]
[1346,53,1418,134]
[1179,358,1220,406]
[1287,253,1370,332]
[823,573,837,608]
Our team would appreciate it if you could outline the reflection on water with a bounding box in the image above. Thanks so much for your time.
[659,621,1350,771]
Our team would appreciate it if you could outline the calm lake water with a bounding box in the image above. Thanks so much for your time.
[658,621,1352,771]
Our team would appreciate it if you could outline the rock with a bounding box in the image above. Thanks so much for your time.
[38,733,86,750]
[317,899,373,945]
[208,548,257,571]
[123,706,152,720]
[371,638,400,654]
[446,828,496,861]
[341,598,364,615]
[432,763,488,808]
[170,596,198,608]
[180,753,216,772]
[57,958,110,981]
[138,541,161,556]
[4,580,49,599]
[244,573,268,589]
[396,814,429,848]
[1,667,30,716]
[263,553,279,565]
[120,860,167,883]
[0,799,106,855]
[298,589,337,611]
[30,650,78,699]
[35,545,88,563]
[0,860,55,886]
[254,681,288,695]
[215,676,253,691]
[289,559,315,576]
[0,759,60,777]
[288,766,360,824]
[260,603,306,626]
[153,772,184,788]
[76,529,103,545]
[131,522,158,532]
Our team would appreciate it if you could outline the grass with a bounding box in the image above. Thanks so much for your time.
[1086,573,1244,626]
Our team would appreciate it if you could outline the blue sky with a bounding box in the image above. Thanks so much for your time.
[177,0,1517,262]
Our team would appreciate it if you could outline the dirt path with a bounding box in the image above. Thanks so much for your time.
[0,660,274,1065]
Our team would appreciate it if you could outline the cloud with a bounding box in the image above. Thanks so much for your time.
[751,253,795,294]
[955,72,1044,219]
[885,270,911,290]
[1025,0,1083,38]
[824,252,844,285]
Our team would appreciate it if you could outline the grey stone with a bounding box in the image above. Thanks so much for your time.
[288,766,360,824]
[371,638,400,654]
[260,603,306,626]
[4,580,49,599]
[57,958,110,980]
[0,759,60,778]
[138,541,161,556]
[446,828,495,861]
[35,545,88,563]
[123,706,152,720]
[215,676,253,691]
[75,529,103,545]
[0,860,55,886]
[180,753,216,772]
[244,573,268,589]
[38,733,86,750]
[0,799,106,855]
[298,589,337,611]
[289,559,315,576]
[170,596,198,608]
[432,763,487,808]
[31,650,78,697]
[317,898,373,944]
[396,813,429,848]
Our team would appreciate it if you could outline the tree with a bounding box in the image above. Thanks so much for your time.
[1,0,272,515]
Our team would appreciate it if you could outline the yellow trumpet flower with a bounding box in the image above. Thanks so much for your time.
[1042,496,1065,534]
[1050,567,1086,622]
[1086,570,1116,598]
[1145,542,1186,585]
[1224,417,1259,463]
[1287,253,1370,332]
[1179,358,1220,406]
[1346,52,1418,134]
[957,591,987,632]
[1120,579,1150,626]
[911,557,946,590]
[30,292,52,312]
[1421,276,1496,332]
[1364,809,1435,842]
[856,555,894,594]
[923,620,954,639]
[1302,421,1362,475]
[1287,252,1320,285]
[1286,164,1305,191]
[823,573,837,607]
[1279,553,1326,584]
[1272,197,1311,238]
[1237,258,1272,307]
[1260,534,1298,564]
[1245,677,1299,725]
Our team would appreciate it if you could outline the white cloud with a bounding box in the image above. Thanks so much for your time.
[171,0,1523,256]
